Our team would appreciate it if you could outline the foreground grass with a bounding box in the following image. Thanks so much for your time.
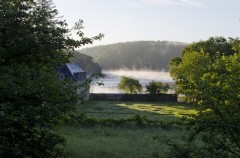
[61,101,199,157]
[61,126,186,158]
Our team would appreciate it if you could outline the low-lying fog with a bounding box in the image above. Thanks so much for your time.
[90,69,174,94]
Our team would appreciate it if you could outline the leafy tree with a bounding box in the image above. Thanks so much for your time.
[118,76,142,94]
[182,37,234,58]
[166,37,240,157]
[166,53,240,158]
[0,0,102,157]
[172,51,212,102]
[169,37,238,102]
[168,57,182,78]
[189,53,240,157]
[146,81,170,94]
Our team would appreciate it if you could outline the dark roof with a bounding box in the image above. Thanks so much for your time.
[58,63,87,81]
[66,63,85,74]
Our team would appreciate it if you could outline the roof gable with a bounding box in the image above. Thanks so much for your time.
[58,63,86,81]
[66,63,85,75]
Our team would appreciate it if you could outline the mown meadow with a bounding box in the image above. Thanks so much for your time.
[61,101,200,158]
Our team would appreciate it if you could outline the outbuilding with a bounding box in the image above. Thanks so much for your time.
[58,63,89,100]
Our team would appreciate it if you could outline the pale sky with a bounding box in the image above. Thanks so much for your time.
[53,0,240,47]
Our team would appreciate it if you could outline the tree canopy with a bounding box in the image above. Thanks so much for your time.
[0,0,102,157]
[146,81,170,94]
[182,37,235,58]
[118,76,142,94]
[167,37,240,157]
[190,53,240,157]
[169,37,237,102]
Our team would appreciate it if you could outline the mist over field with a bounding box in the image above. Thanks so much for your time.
[90,69,173,93]
[75,41,182,93]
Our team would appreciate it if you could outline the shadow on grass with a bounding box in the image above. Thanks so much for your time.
[77,101,199,121]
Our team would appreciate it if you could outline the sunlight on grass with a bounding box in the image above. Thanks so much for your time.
[64,101,199,157]
[77,101,200,121]
[116,103,199,117]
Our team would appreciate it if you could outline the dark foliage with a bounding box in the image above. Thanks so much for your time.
[0,0,102,157]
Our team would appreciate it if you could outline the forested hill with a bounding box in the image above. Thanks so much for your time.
[80,41,187,70]
[72,51,102,75]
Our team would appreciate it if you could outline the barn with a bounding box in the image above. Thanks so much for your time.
[58,63,89,100]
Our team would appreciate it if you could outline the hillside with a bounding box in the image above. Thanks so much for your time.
[72,51,102,75]
[80,41,187,71]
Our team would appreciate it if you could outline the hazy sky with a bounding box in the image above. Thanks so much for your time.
[53,0,240,46]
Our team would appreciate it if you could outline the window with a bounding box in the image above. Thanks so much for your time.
[59,73,65,80]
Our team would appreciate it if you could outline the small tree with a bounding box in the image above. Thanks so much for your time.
[118,76,142,94]
[146,81,170,94]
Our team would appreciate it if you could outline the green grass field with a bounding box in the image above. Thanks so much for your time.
[61,126,186,158]
[61,101,200,158]
[76,101,200,121]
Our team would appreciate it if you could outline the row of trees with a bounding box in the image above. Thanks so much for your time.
[117,76,170,94]
[0,0,103,157]
[168,37,240,157]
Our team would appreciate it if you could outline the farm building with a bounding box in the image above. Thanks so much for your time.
[58,63,89,100]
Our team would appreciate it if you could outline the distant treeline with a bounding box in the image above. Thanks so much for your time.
[72,51,102,75]
[80,41,187,70]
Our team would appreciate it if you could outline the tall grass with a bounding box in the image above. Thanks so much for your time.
[61,101,199,157]
[60,126,186,158]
